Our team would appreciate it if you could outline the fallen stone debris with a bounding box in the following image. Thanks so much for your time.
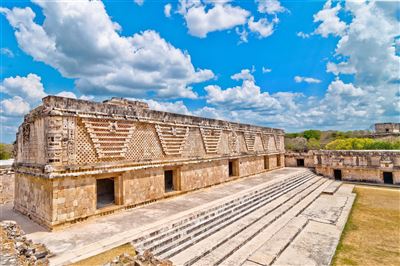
[104,250,173,266]
[0,221,51,266]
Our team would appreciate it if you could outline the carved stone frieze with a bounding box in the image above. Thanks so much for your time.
[200,128,222,154]
[81,117,135,159]
[155,124,189,156]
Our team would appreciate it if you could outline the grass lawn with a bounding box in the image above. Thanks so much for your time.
[332,185,400,266]
[70,243,135,266]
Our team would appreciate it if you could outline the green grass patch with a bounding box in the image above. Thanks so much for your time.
[332,186,400,266]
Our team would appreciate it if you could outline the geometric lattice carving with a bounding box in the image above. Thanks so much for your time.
[81,118,135,159]
[76,125,98,164]
[155,124,189,156]
[244,132,256,152]
[200,128,222,154]
[125,123,164,161]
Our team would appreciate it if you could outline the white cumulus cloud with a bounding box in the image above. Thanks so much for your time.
[0,96,30,117]
[164,3,172,17]
[134,0,144,6]
[248,17,274,38]
[313,0,346,37]
[262,67,272,73]
[1,1,214,99]
[256,0,286,15]
[178,0,250,38]
[0,73,46,104]
[294,76,321,84]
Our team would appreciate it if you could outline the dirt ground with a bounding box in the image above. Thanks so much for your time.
[332,185,400,266]
[70,243,136,266]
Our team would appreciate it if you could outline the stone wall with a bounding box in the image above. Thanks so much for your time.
[285,150,400,185]
[0,164,14,204]
[375,123,400,133]
[13,96,285,228]
[122,168,165,206]
[285,151,315,168]
[180,160,229,191]
[40,154,283,227]
[51,176,96,226]
[14,96,285,171]
[14,174,53,227]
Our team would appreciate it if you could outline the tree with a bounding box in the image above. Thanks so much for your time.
[307,138,321,150]
[303,130,321,140]
[0,143,13,160]
[285,137,307,151]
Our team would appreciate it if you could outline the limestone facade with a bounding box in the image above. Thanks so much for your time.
[285,150,400,184]
[374,123,400,133]
[13,96,285,229]
[0,162,14,204]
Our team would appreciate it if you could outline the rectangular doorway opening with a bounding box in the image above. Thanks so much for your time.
[164,170,174,192]
[96,178,115,209]
[383,172,393,184]
[297,159,305,167]
[229,159,238,177]
[264,156,269,170]
[277,155,282,167]
[334,169,342,181]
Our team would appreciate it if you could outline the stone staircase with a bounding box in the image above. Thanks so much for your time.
[130,169,343,266]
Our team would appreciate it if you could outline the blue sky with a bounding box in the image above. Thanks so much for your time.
[1,0,399,143]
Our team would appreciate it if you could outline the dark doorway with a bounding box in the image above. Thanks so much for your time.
[164,170,174,192]
[228,159,238,177]
[277,155,281,167]
[229,161,234,176]
[96,178,115,209]
[297,159,305,167]
[333,169,342,181]
[383,172,393,184]
[264,156,269,170]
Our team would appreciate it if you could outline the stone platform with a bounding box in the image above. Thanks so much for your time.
[0,168,355,265]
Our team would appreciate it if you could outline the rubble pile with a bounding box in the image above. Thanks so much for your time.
[105,250,173,266]
[0,221,51,266]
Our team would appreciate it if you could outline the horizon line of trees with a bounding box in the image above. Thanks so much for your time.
[285,129,399,151]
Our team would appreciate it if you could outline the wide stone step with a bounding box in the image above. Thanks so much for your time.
[132,172,311,250]
[245,216,308,265]
[323,181,342,195]
[147,174,315,257]
[168,177,327,265]
[190,179,330,266]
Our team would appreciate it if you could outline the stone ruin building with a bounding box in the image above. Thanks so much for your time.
[285,150,400,184]
[12,96,285,229]
[374,122,400,134]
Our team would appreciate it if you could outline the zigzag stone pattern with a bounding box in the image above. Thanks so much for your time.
[273,134,280,151]
[244,132,256,152]
[200,128,222,154]
[155,124,189,156]
[81,117,135,159]
[262,134,275,152]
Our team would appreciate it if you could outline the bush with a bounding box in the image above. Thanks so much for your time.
[285,133,300,138]
[307,138,321,150]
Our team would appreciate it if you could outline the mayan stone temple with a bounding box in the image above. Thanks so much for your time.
[13,96,285,229]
